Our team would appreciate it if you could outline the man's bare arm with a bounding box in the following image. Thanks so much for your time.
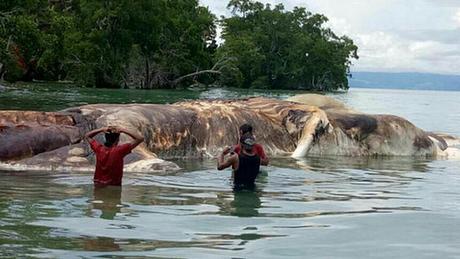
[217,147,237,170]
[259,146,269,166]
[85,127,108,142]
[260,156,269,166]
[118,128,144,148]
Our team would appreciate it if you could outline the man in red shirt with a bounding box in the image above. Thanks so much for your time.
[85,126,144,186]
[232,124,269,166]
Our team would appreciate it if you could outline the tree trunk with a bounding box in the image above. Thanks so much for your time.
[144,57,150,89]
[0,63,4,80]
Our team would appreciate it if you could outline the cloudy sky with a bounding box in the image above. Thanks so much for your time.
[200,0,460,75]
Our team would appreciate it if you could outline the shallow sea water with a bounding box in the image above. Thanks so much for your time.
[0,87,460,258]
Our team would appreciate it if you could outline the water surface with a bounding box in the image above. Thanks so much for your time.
[1,86,460,258]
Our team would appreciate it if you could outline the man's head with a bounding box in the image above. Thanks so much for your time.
[240,133,255,152]
[239,123,253,136]
[104,131,120,147]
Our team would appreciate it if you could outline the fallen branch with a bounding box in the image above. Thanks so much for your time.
[172,69,222,86]
[171,57,236,86]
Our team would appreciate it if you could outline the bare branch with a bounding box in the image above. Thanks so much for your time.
[172,70,222,85]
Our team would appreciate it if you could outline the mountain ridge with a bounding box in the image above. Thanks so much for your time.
[349,72,460,90]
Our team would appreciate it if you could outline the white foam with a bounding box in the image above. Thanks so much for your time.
[444,147,460,160]
[0,158,181,173]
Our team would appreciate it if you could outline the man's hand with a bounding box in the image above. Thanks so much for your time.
[115,127,144,148]
[218,150,237,170]
[85,127,109,141]
[107,126,119,133]
[222,146,232,155]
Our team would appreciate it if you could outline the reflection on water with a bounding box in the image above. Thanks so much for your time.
[271,155,432,173]
[1,156,460,258]
[230,189,262,217]
[90,186,123,220]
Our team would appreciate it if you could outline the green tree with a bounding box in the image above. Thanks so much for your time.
[0,0,357,91]
[122,0,217,89]
[0,0,76,82]
[218,1,358,90]
[0,0,218,88]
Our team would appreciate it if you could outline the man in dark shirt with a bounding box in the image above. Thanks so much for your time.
[233,123,269,166]
[85,126,144,186]
[218,134,261,189]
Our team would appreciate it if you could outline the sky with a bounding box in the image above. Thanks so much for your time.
[200,0,460,75]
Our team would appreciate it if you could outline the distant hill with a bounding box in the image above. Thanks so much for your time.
[349,72,460,91]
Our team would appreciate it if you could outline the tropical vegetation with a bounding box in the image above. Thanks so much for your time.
[0,0,358,91]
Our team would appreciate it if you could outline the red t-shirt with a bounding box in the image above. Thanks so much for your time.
[90,140,134,186]
[233,143,267,160]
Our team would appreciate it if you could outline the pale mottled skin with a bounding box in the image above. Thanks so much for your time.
[0,95,458,172]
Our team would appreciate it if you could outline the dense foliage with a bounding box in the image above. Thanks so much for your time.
[218,0,358,90]
[0,0,358,91]
[0,0,216,88]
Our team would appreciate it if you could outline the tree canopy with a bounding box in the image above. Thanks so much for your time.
[0,0,358,91]
[218,0,358,90]
[0,0,216,88]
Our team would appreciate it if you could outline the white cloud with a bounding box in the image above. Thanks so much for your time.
[201,0,460,75]
[453,9,460,27]
[200,0,228,17]
[352,32,460,74]
[327,17,352,35]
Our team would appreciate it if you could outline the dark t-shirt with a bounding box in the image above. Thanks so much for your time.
[234,153,261,189]
[90,140,133,186]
